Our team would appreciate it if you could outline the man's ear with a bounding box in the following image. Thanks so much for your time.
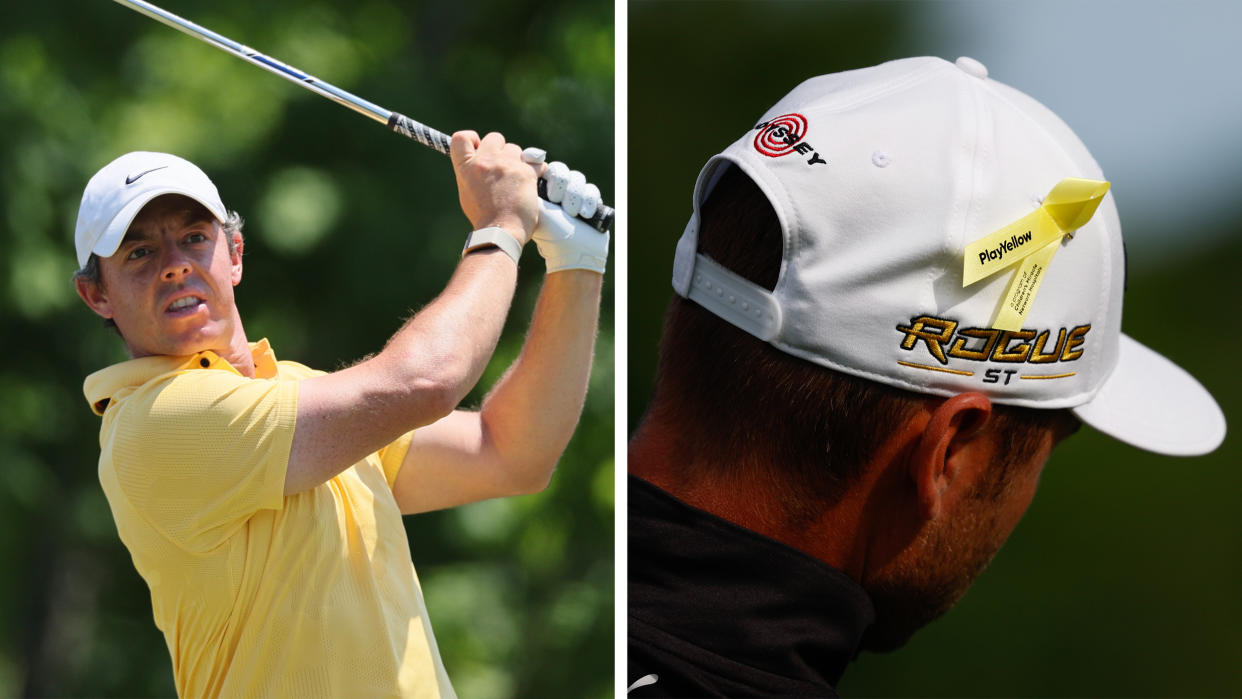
[229,228,244,286]
[75,275,114,321]
[908,392,993,521]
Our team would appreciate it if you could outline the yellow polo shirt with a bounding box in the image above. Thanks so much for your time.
[84,339,456,698]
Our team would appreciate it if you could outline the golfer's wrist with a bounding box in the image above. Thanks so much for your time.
[463,226,523,265]
[473,214,531,246]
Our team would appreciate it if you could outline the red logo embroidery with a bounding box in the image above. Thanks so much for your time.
[753,113,808,157]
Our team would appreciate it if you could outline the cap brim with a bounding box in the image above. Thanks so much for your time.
[89,187,228,264]
[1072,334,1225,456]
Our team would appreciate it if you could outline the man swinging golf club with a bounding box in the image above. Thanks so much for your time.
[72,131,607,697]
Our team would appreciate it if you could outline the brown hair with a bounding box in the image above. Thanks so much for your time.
[641,166,1072,523]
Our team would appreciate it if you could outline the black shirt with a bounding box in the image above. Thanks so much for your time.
[628,475,875,697]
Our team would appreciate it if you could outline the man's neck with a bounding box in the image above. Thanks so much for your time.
[216,306,257,376]
[630,418,860,578]
[216,327,257,378]
[125,311,257,378]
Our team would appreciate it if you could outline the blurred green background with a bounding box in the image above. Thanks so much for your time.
[630,0,1241,696]
[0,0,612,696]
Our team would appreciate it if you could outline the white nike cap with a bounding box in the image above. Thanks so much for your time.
[74,151,227,268]
[672,56,1225,456]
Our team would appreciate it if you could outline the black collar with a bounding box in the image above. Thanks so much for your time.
[629,475,874,697]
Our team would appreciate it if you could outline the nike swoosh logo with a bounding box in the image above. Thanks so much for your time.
[125,166,168,185]
[627,674,658,693]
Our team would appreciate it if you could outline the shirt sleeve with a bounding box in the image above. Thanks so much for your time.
[107,370,298,554]
[375,429,416,489]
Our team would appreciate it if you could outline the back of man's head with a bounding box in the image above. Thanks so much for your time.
[636,55,1225,530]
[644,165,1073,527]
[633,55,1226,657]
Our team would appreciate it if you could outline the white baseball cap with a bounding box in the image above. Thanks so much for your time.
[672,56,1225,456]
[74,151,227,268]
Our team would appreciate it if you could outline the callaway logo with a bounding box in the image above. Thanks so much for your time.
[753,114,826,166]
[125,166,168,185]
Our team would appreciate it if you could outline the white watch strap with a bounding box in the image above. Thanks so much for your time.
[462,226,523,265]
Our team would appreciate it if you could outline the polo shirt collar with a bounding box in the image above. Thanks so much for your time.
[84,339,280,416]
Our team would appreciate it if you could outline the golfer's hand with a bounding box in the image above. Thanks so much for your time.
[450,131,540,245]
[533,162,609,274]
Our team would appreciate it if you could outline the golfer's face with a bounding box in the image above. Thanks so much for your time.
[98,210,241,359]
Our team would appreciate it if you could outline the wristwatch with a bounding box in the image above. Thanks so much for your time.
[462,226,523,265]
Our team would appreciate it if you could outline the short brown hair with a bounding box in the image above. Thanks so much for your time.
[642,166,1071,524]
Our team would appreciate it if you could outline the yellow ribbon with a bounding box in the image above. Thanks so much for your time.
[962,178,1110,331]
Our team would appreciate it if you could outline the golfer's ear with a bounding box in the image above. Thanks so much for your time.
[909,392,992,520]
[229,228,244,285]
[75,275,114,320]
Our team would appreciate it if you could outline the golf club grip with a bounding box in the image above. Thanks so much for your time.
[388,112,615,234]
[387,112,452,154]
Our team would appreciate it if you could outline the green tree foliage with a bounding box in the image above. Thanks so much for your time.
[0,1,613,696]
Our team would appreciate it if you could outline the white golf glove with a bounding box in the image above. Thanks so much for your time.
[532,161,610,274]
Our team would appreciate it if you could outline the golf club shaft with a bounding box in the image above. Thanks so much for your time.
[111,0,615,233]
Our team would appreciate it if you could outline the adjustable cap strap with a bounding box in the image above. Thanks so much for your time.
[671,215,699,296]
[673,228,783,342]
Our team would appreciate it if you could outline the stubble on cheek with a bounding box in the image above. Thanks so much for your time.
[858,504,1008,653]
